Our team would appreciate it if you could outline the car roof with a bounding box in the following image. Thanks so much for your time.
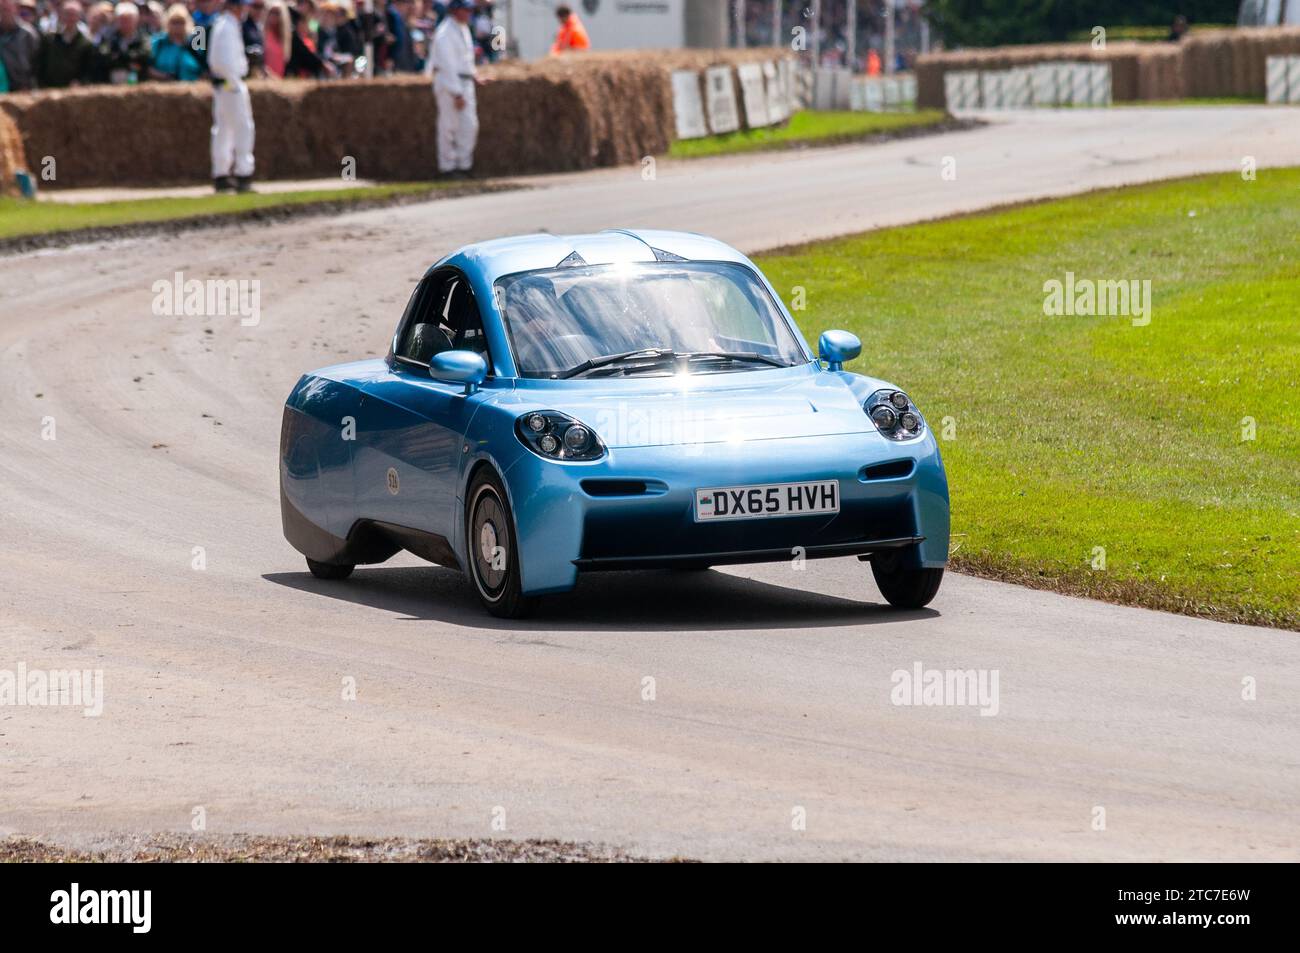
[434,229,753,283]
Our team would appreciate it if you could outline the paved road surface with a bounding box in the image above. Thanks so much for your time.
[2,108,1297,860]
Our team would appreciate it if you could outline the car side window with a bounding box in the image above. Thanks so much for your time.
[397,274,451,364]
[397,270,494,374]
[446,281,491,367]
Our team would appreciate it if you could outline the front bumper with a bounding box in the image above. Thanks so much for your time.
[500,431,950,595]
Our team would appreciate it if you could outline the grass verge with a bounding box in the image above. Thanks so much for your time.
[0,180,511,254]
[757,169,1299,630]
[669,109,955,159]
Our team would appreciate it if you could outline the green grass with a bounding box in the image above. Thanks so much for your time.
[756,170,1300,629]
[668,109,949,159]
[0,182,449,240]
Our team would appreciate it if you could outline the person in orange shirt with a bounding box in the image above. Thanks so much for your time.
[865,48,881,76]
[549,4,589,55]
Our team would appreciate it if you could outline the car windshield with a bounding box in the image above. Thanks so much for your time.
[493,261,808,378]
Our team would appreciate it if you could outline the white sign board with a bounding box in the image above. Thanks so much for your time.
[762,61,786,122]
[704,65,741,134]
[1288,56,1300,103]
[736,62,770,128]
[671,70,708,140]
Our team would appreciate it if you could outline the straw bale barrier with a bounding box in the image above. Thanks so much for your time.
[0,48,787,190]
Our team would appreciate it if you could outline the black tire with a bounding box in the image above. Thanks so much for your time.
[672,563,712,572]
[466,469,536,619]
[871,558,943,609]
[306,557,354,580]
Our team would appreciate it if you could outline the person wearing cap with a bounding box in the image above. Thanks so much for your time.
[429,0,479,178]
[209,0,256,193]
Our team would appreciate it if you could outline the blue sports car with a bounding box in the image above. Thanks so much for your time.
[280,229,949,618]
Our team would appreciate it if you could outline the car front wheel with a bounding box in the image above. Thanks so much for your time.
[871,554,943,609]
[467,469,536,619]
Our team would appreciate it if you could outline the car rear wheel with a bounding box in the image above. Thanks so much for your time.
[871,554,943,609]
[467,470,536,619]
[306,557,354,580]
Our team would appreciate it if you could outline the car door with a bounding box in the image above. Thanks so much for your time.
[355,269,494,542]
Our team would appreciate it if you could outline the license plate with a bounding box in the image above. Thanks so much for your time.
[694,480,840,522]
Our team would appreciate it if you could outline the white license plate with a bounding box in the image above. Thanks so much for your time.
[694,480,840,522]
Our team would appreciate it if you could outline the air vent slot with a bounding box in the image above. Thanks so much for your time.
[860,460,915,481]
[581,479,648,496]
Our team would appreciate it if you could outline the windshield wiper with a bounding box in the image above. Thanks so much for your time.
[681,351,787,368]
[556,348,676,379]
[556,349,787,379]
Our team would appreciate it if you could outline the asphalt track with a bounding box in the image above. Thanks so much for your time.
[2,107,1298,860]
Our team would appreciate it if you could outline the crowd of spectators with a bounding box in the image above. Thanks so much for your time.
[0,0,503,91]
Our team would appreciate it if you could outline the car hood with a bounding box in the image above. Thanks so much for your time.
[511,366,879,449]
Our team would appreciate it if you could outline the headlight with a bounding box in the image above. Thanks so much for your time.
[864,389,926,440]
[516,411,606,461]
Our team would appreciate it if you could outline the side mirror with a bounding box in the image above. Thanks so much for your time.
[818,330,862,372]
[429,350,488,394]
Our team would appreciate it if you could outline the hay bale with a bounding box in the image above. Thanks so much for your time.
[0,84,211,188]
[0,106,25,196]
[2,49,789,189]
[1135,45,1184,100]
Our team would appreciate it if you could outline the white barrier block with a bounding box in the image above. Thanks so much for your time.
[882,77,901,111]
[704,65,741,134]
[1005,67,1033,108]
[1031,64,1057,106]
[864,78,885,112]
[980,70,1005,109]
[736,62,770,127]
[1091,62,1112,106]
[1070,63,1091,105]
[944,71,964,110]
[812,67,850,110]
[961,71,981,109]
[899,74,917,108]
[1052,64,1071,106]
[762,61,786,122]
[779,59,800,113]
[1287,55,1300,104]
[1266,55,1288,104]
[670,70,708,139]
